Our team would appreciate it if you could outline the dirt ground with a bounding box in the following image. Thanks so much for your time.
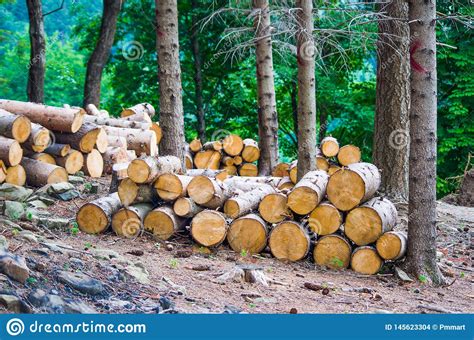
[1,176,472,314]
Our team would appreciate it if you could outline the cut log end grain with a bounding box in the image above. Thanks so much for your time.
[227,214,267,254]
[11,115,31,143]
[21,157,68,186]
[239,163,258,177]
[120,103,155,118]
[222,134,244,156]
[191,210,228,247]
[272,163,290,177]
[185,153,193,169]
[128,156,181,184]
[328,165,340,176]
[233,155,243,166]
[95,128,108,153]
[77,193,121,234]
[313,235,352,270]
[111,204,153,238]
[144,207,186,240]
[187,175,216,205]
[320,137,339,157]
[337,145,361,166]
[241,139,260,162]
[316,157,329,172]
[82,149,103,178]
[276,177,294,191]
[344,197,397,246]
[258,192,290,224]
[31,153,56,165]
[308,202,342,235]
[375,231,407,261]
[203,141,223,151]
[26,125,51,152]
[56,150,84,175]
[154,174,191,201]
[45,143,70,157]
[269,221,310,262]
[194,150,221,170]
[221,165,237,176]
[327,163,381,211]
[0,137,23,167]
[287,170,329,215]
[118,178,157,207]
[351,247,383,275]
[127,158,151,183]
[173,197,203,218]
[189,138,202,152]
[150,123,162,144]
[5,165,26,186]
[289,162,298,184]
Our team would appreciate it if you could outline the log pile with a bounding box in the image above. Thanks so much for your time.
[0,100,161,187]
[77,135,405,276]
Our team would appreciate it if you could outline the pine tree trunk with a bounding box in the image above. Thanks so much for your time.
[254,0,279,176]
[405,0,444,285]
[295,0,317,180]
[83,0,122,107]
[373,0,410,201]
[155,0,185,169]
[26,0,45,103]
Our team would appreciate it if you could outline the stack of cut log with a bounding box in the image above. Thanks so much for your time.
[0,100,161,187]
[185,135,260,177]
[77,136,405,276]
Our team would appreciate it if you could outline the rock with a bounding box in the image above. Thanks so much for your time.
[27,200,49,209]
[91,248,121,261]
[124,263,150,284]
[98,298,132,311]
[3,201,25,220]
[69,258,84,269]
[27,289,47,307]
[40,242,64,254]
[0,217,22,231]
[214,266,245,284]
[395,266,413,282]
[223,305,242,314]
[30,248,49,257]
[42,294,96,314]
[413,288,421,294]
[16,230,38,243]
[0,294,31,313]
[0,235,9,251]
[46,182,80,201]
[58,271,105,295]
[159,296,175,311]
[33,217,70,231]
[0,184,33,202]
[68,176,85,185]
[0,251,30,283]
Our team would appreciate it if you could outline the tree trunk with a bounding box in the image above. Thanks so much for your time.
[254,0,279,176]
[373,0,410,201]
[190,0,206,142]
[295,0,317,180]
[155,0,185,169]
[83,0,122,107]
[405,0,444,285]
[26,0,45,103]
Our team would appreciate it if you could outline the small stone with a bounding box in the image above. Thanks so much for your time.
[0,251,30,283]
[223,305,242,314]
[27,289,47,307]
[124,263,150,284]
[165,244,174,251]
[159,296,175,311]
[0,235,9,251]
[30,248,49,257]
[3,201,25,220]
[69,258,84,268]
[322,288,330,296]
[58,271,105,295]
[175,249,192,258]
[445,261,453,267]
[68,176,85,184]
[373,293,383,301]
[413,288,421,294]
[126,250,144,256]
[91,248,121,261]
[289,308,298,314]
[16,230,38,243]
[395,266,413,282]
[0,294,31,313]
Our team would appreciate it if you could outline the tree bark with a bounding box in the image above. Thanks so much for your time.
[295,0,317,180]
[83,0,122,107]
[254,0,279,176]
[155,0,185,169]
[26,0,45,103]
[405,0,444,285]
[373,0,410,201]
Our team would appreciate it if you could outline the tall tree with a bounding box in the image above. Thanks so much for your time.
[295,0,317,180]
[83,0,122,108]
[26,0,46,103]
[254,0,279,175]
[405,0,444,284]
[156,0,185,167]
[373,0,410,201]
[190,0,206,142]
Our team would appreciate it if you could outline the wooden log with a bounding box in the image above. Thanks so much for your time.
[189,138,202,153]
[0,136,22,166]
[275,177,294,190]
[233,155,243,166]
[269,221,310,262]
[107,136,127,149]
[221,164,237,176]
[22,123,50,153]
[122,111,152,123]
[327,162,381,211]
[44,143,70,157]
[186,169,228,181]
[103,147,129,174]
[150,123,162,144]
[289,160,298,183]
[83,114,151,130]
[316,156,329,172]
[308,202,343,235]
[224,184,276,218]
[194,150,221,170]
[287,170,329,215]
[258,192,291,223]
[82,149,103,178]
[54,122,100,153]
[128,155,181,184]
[185,147,194,169]
[320,137,339,157]
[5,165,26,186]
[118,177,159,207]
[202,140,223,151]
[0,109,31,143]
[191,210,228,247]
[344,197,397,246]
[154,174,193,201]
[375,231,407,261]
[222,134,244,156]
[227,213,268,254]
[96,128,108,153]
[29,152,56,165]
[99,109,109,118]
[272,162,290,177]
[0,99,84,133]
[328,164,340,176]
[241,138,260,162]
[111,203,153,238]
[77,192,122,234]
[102,126,158,156]
[21,157,68,186]
[0,161,6,183]
[120,103,155,118]
[221,156,234,166]
[238,163,258,177]
[313,234,351,269]
[55,150,84,175]
[173,197,203,218]
[350,246,383,275]
[85,103,101,116]
[144,206,187,240]
[337,145,361,166]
